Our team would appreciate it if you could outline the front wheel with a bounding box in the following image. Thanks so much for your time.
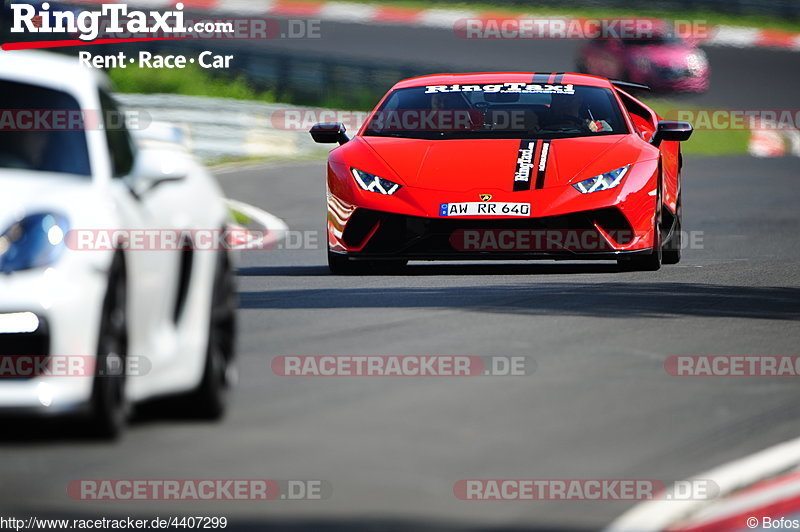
[619,186,663,272]
[662,195,682,265]
[89,252,129,439]
[328,248,365,275]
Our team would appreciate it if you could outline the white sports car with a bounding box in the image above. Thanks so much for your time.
[0,51,236,437]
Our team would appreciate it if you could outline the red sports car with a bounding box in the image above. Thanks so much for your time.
[310,72,692,274]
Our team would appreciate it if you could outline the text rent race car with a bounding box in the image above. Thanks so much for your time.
[0,51,236,437]
[310,72,692,274]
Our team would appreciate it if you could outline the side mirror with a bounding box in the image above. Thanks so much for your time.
[652,120,693,146]
[310,122,349,145]
[128,148,187,197]
[135,121,190,148]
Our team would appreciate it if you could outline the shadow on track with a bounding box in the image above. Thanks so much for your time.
[237,263,622,277]
[238,283,800,321]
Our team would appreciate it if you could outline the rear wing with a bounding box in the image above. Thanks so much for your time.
[610,80,651,92]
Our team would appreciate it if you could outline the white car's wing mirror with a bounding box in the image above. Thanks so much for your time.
[128,148,188,197]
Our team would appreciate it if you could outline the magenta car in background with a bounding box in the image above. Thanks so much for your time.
[577,25,709,93]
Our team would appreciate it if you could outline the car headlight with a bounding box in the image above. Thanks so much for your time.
[686,52,707,75]
[0,213,70,273]
[351,168,402,195]
[572,165,630,194]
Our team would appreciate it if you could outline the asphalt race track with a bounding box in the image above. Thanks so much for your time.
[2,16,800,532]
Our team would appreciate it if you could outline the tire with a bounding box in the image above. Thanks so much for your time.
[662,195,682,265]
[328,248,407,275]
[89,252,129,439]
[328,248,364,275]
[192,250,236,420]
[619,179,663,272]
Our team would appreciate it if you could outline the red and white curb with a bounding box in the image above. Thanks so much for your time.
[606,436,800,532]
[70,0,800,52]
[748,123,800,158]
[665,470,800,532]
[225,198,288,251]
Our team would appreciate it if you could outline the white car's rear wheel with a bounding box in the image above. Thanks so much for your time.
[191,250,236,419]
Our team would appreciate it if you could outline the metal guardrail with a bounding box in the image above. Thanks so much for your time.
[116,93,328,160]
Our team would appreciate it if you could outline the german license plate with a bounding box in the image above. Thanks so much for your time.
[439,202,531,217]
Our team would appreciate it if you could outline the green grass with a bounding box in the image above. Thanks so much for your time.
[208,151,329,167]
[109,63,277,101]
[228,206,253,225]
[645,98,750,155]
[339,0,800,32]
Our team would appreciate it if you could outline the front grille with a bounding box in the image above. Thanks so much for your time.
[350,207,634,255]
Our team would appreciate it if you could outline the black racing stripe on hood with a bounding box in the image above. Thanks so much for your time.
[513,138,539,192]
[534,140,551,190]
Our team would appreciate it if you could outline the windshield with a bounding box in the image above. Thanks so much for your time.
[0,80,91,176]
[363,83,628,140]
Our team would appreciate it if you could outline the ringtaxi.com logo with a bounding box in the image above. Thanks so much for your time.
[454,479,718,501]
[68,479,331,501]
[271,355,535,377]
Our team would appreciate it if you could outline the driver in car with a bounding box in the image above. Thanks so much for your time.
[544,92,612,133]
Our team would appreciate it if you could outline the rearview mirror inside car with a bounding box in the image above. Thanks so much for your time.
[310,122,349,145]
[652,120,693,146]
